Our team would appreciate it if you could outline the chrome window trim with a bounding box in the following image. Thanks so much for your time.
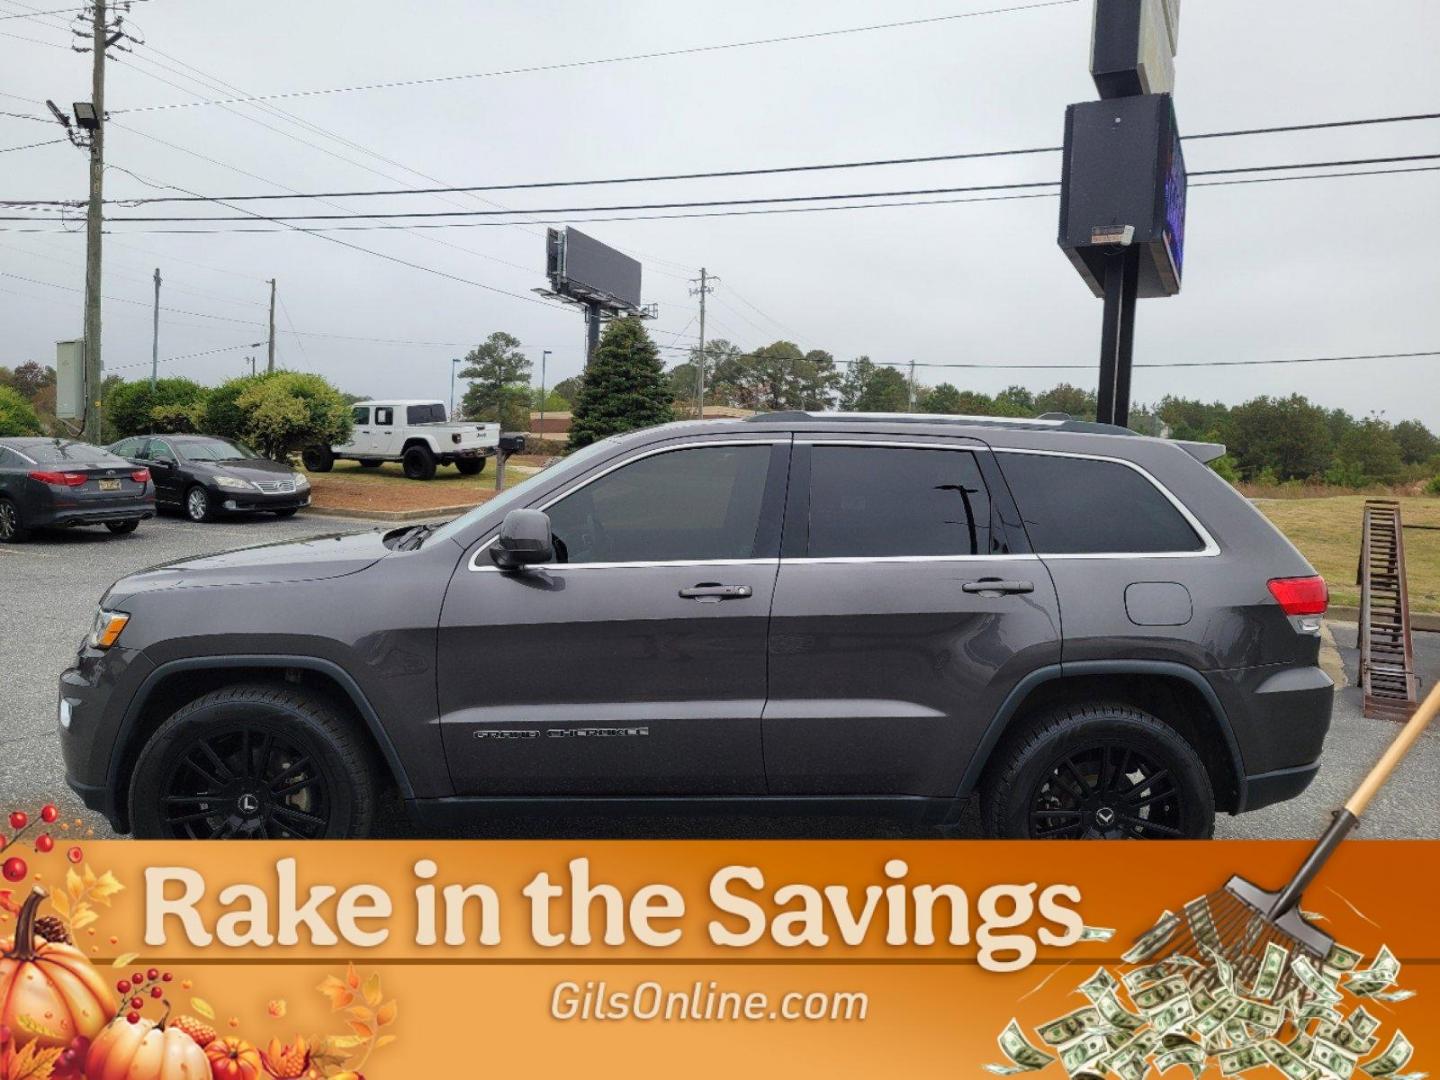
[466,438,785,572]
[782,553,1042,565]
[993,447,1220,559]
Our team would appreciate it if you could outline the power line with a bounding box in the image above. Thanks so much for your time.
[0,137,65,153]
[108,341,265,371]
[113,1,1080,114]
[74,110,1440,206]
[22,153,1437,223]
[0,5,78,20]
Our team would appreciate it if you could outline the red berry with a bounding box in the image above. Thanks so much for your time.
[116,980,130,994]
[130,996,143,1010]
[146,967,159,981]
[66,846,83,864]
[35,834,54,853]
[161,972,173,982]
[131,972,144,986]
[41,805,58,824]
[150,986,163,999]
[1,856,26,882]
[126,1012,140,1024]
[8,812,26,831]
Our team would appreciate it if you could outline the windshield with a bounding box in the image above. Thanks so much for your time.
[28,441,117,465]
[427,438,613,547]
[179,438,258,461]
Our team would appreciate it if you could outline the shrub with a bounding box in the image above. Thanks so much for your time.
[202,374,268,441]
[233,371,352,460]
[1209,454,1241,485]
[105,377,209,438]
[1427,475,1440,496]
[0,385,43,436]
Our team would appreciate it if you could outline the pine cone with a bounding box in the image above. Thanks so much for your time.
[33,914,70,944]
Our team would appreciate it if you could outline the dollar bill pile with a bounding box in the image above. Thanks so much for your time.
[986,909,1423,1080]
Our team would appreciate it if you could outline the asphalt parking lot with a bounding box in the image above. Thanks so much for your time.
[1,512,1436,841]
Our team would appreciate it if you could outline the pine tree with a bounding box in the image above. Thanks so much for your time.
[568,318,673,448]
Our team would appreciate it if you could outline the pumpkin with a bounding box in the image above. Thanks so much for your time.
[206,1035,263,1080]
[0,888,115,1049]
[86,1013,210,1080]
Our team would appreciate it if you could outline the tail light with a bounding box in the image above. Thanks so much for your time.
[130,468,151,483]
[1267,576,1328,616]
[29,470,87,487]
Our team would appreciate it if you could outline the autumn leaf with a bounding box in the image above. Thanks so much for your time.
[46,892,67,919]
[65,868,83,902]
[4,1040,63,1080]
[345,1006,373,1023]
[90,871,124,905]
[375,1000,397,1027]
[344,962,360,990]
[191,997,216,1020]
[324,1035,366,1052]
[317,975,354,1011]
[70,907,98,932]
[346,1021,373,1040]
[82,864,96,889]
[374,1034,398,1050]
[15,1014,64,1041]
[111,952,138,968]
[361,972,382,1007]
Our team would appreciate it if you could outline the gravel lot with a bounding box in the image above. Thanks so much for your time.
[1,513,1436,841]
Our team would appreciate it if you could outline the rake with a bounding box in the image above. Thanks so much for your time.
[1134,679,1440,1004]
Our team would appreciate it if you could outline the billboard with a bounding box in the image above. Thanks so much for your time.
[1057,93,1187,298]
[1090,0,1179,98]
[546,227,643,313]
[55,339,83,420]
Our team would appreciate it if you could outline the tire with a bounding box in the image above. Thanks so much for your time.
[271,507,299,518]
[454,458,485,476]
[301,446,334,472]
[105,519,139,535]
[358,459,382,468]
[0,497,29,543]
[979,702,1214,840]
[401,443,437,481]
[128,683,377,840]
[184,484,214,523]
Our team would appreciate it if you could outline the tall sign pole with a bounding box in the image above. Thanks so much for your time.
[81,0,107,443]
[689,268,716,418]
[266,278,277,373]
[1057,0,1185,429]
[150,268,160,394]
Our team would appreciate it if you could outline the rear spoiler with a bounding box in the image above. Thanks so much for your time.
[1175,440,1226,464]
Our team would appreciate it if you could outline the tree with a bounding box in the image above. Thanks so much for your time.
[234,372,353,460]
[1155,395,1229,442]
[550,376,582,404]
[837,357,910,411]
[1034,383,1097,419]
[1329,417,1405,485]
[531,386,571,412]
[568,318,672,448]
[1225,395,1333,481]
[1392,419,1439,465]
[921,383,965,413]
[203,374,267,441]
[3,361,54,401]
[995,385,1035,414]
[0,385,42,436]
[460,332,531,430]
[106,377,209,438]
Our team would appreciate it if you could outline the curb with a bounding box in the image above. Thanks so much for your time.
[1328,606,1440,633]
[302,503,477,522]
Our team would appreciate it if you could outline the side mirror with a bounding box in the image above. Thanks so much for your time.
[490,508,553,570]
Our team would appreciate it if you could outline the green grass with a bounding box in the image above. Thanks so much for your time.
[1255,495,1440,613]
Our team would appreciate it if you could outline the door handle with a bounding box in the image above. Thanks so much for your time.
[678,583,753,602]
[961,578,1035,595]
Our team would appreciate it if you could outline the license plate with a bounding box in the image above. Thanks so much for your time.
[98,478,121,491]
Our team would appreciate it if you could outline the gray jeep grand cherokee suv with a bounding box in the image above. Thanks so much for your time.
[59,412,1333,840]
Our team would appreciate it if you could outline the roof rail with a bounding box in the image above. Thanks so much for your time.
[745,410,1138,436]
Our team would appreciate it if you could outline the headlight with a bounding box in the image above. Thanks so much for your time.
[214,474,256,491]
[89,608,129,649]
[293,473,309,488]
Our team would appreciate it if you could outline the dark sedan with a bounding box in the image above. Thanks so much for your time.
[0,437,155,542]
[108,434,311,522]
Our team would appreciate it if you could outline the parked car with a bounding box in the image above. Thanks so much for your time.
[61,412,1333,840]
[107,434,310,523]
[302,400,500,480]
[0,437,154,542]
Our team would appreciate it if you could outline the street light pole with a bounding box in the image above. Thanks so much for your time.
[450,357,461,420]
[539,349,551,437]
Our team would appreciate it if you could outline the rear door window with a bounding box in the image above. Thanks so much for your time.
[374,407,394,425]
[998,452,1205,554]
[805,446,994,557]
[408,404,444,424]
[352,406,370,424]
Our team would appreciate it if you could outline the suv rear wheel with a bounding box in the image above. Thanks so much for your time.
[980,703,1214,839]
[128,683,377,839]
[301,446,334,472]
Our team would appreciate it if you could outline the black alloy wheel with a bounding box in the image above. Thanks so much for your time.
[979,703,1215,840]
[129,683,376,840]
[0,498,28,543]
[1028,742,1184,839]
[160,727,332,839]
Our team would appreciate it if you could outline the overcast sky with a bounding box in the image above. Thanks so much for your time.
[3,0,1438,426]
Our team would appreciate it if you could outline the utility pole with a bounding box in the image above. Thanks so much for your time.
[150,268,160,394]
[539,349,551,435]
[688,268,717,419]
[266,278,277,373]
[246,356,257,377]
[80,0,107,443]
[907,359,917,411]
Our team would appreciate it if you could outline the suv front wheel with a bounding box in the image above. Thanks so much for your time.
[980,703,1214,840]
[128,683,376,839]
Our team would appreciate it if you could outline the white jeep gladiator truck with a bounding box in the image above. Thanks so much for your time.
[302,400,500,480]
